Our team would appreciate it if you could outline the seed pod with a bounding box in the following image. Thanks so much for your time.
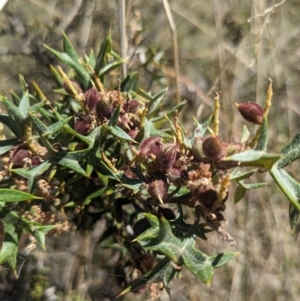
[236,102,264,125]
[157,142,178,172]
[202,135,226,161]
[147,175,169,203]
[96,93,113,119]
[192,137,204,160]
[74,117,91,135]
[139,137,162,161]
[84,88,101,113]
[123,99,140,113]
[10,148,31,167]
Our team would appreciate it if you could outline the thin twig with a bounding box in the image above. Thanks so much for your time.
[119,0,127,79]
[162,0,180,104]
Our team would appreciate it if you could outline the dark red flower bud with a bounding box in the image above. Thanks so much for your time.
[64,80,82,95]
[236,102,264,125]
[147,175,169,203]
[96,93,113,119]
[202,135,226,161]
[123,99,140,113]
[139,137,162,161]
[10,149,31,167]
[74,117,91,135]
[84,88,101,113]
[157,142,178,172]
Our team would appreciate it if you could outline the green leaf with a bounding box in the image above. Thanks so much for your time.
[86,187,107,200]
[18,91,30,117]
[43,117,72,136]
[94,30,112,75]
[62,31,79,63]
[256,117,268,151]
[135,214,178,261]
[104,125,136,143]
[53,157,87,177]
[99,61,123,77]
[191,114,213,138]
[239,180,269,190]
[229,168,258,181]
[147,88,168,116]
[0,205,20,271]
[44,45,90,89]
[270,167,300,211]
[0,114,21,137]
[181,237,213,284]
[234,184,246,204]
[120,72,138,92]
[276,130,300,169]
[0,189,42,202]
[108,105,121,127]
[225,150,281,170]
[241,125,250,144]
[2,97,26,126]
[30,112,48,133]
[117,257,178,297]
[289,203,300,235]
[0,138,19,155]
[96,161,120,181]
[209,252,240,268]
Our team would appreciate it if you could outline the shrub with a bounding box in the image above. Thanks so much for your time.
[0,32,299,298]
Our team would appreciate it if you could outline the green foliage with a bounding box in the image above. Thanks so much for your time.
[0,32,300,298]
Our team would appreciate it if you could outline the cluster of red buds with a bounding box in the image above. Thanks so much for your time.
[66,81,142,139]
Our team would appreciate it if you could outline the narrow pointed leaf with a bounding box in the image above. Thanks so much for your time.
[277,130,300,169]
[239,180,269,190]
[241,125,250,144]
[234,184,246,204]
[190,114,213,138]
[148,88,168,116]
[95,30,112,75]
[120,72,138,92]
[209,252,240,268]
[18,91,30,117]
[2,97,26,124]
[53,157,87,177]
[270,167,300,211]
[108,105,121,127]
[62,31,79,62]
[225,150,281,170]
[0,114,21,137]
[0,189,42,202]
[44,117,72,136]
[104,125,136,142]
[0,138,19,155]
[99,61,123,77]
[256,117,268,151]
[229,168,258,181]
[44,45,90,89]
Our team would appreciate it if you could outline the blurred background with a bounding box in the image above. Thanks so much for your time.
[0,0,300,300]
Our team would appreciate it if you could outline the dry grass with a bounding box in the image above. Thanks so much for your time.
[1,0,300,300]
